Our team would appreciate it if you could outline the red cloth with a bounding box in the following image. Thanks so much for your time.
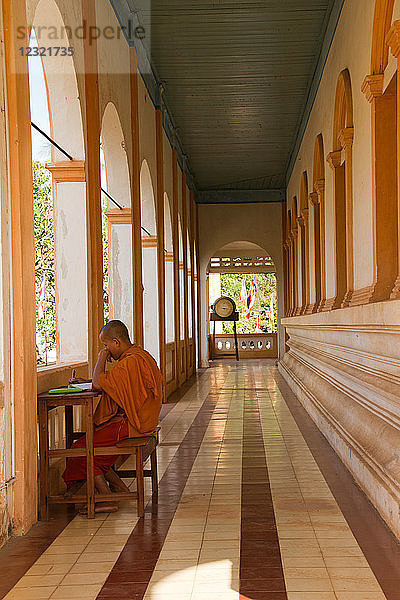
[62,417,129,486]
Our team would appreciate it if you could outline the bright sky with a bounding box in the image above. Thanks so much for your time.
[28,29,51,161]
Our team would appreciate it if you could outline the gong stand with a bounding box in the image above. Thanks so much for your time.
[210,312,239,361]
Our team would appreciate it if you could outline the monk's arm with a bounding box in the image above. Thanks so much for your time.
[92,349,111,390]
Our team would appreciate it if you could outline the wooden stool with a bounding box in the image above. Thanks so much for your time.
[102,431,159,517]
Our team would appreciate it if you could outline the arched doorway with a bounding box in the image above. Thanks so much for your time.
[207,241,278,360]
[140,160,160,364]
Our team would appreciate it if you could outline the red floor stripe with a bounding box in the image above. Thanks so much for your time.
[96,382,225,599]
[240,371,287,600]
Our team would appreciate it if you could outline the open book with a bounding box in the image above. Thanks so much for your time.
[69,382,93,391]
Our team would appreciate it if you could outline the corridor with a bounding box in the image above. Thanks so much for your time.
[1,361,399,600]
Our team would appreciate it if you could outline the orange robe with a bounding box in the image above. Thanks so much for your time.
[63,345,163,485]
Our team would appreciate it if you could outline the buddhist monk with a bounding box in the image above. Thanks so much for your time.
[62,320,163,513]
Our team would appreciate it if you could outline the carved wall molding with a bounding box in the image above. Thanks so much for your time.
[280,299,400,540]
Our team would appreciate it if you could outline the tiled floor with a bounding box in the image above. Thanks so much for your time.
[1,360,400,600]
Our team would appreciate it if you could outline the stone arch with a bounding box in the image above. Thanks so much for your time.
[333,69,353,151]
[140,159,159,363]
[290,197,299,314]
[32,0,84,160]
[312,134,326,309]
[328,68,354,309]
[371,0,395,74]
[299,172,309,313]
[101,102,131,208]
[206,241,278,357]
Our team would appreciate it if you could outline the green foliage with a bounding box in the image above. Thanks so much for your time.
[219,273,277,334]
[33,160,56,365]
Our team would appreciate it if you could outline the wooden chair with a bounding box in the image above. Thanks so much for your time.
[109,431,159,517]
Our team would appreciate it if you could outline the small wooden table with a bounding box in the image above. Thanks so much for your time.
[37,390,101,520]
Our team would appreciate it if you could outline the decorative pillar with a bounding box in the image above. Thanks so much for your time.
[339,126,354,307]
[292,228,299,315]
[155,110,166,393]
[196,203,201,369]
[286,235,293,315]
[314,178,326,310]
[181,177,189,380]
[297,207,310,314]
[82,0,104,365]
[361,72,397,302]
[3,0,37,534]
[385,22,400,298]
[326,149,346,310]
[189,191,196,374]
[172,152,181,385]
[309,191,322,313]
[130,48,144,345]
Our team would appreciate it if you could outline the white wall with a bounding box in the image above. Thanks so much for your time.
[109,223,133,334]
[55,182,88,362]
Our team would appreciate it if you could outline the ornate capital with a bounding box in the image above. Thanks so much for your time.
[297,214,305,228]
[301,207,309,222]
[164,251,174,262]
[338,126,354,150]
[309,191,319,207]
[314,178,325,196]
[45,160,85,183]
[361,74,384,102]
[386,20,400,58]
[326,150,342,170]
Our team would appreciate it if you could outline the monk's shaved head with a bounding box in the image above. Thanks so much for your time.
[100,320,131,343]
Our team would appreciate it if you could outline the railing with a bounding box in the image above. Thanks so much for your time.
[209,332,278,359]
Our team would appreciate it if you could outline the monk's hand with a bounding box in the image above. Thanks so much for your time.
[98,349,111,362]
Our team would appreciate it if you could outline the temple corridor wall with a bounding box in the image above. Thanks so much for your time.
[281,0,400,540]
[0,0,199,545]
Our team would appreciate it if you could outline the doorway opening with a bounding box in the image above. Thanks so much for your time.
[207,241,278,359]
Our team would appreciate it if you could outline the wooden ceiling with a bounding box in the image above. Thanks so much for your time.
[115,1,338,193]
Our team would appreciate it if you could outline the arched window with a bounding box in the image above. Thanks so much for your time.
[178,216,185,342]
[164,194,174,344]
[140,160,160,364]
[282,205,289,317]
[29,0,87,365]
[290,197,299,314]
[363,0,399,301]
[326,69,354,309]
[100,102,132,332]
[298,172,309,313]
[311,134,325,311]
